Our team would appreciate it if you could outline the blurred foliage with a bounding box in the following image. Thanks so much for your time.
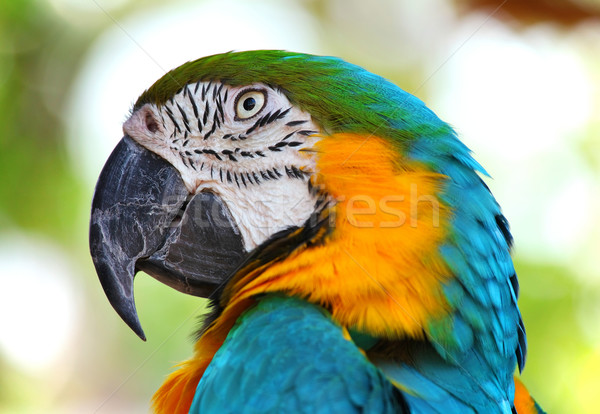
[0,0,92,243]
[515,259,598,412]
[0,0,598,413]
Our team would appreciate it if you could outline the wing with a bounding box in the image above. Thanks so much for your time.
[371,134,526,413]
[190,295,408,414]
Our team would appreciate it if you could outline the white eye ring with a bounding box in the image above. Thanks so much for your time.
[235,89,266,120]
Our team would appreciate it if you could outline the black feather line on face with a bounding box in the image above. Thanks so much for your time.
[282,131,296,141]
[246,115,264,135]
[176,103,191,133]
[188,89,199,118]
[216,98,225,123]
[180,122,311,187]
[286,119,307,127]
[203,102,210,125]
[298,130,317,136]
[164,105,181,135]
[204,120,217,140]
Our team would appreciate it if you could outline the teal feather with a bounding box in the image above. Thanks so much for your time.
[190,295,405,413]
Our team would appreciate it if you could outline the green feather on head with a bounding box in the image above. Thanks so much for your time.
[135,50,452,149]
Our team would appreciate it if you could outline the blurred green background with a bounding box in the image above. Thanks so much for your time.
[1,0,599,412]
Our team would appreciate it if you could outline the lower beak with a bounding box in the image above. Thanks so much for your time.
[89,136,245,340]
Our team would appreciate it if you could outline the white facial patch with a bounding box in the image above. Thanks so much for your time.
[123,81,322,251]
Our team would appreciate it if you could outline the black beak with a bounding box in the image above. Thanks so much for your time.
[90,136,245,340]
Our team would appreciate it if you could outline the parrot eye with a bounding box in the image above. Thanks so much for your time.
[235,89,266,120]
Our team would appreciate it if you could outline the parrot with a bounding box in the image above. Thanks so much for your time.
[89,50,545,413]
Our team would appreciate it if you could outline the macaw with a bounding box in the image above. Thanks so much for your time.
[90,50,545,413]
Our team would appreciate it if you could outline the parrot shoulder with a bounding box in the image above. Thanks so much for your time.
[189,294,407,413]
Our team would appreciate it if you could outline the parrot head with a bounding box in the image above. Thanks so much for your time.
[91,52,333,340]
[90,51,504,361]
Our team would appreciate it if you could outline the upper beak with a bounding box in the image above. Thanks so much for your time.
[89,136,245,340]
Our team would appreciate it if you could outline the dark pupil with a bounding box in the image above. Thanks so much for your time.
[243,97,256,111]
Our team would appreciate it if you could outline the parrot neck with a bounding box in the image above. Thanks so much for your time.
[152,133,455,413]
